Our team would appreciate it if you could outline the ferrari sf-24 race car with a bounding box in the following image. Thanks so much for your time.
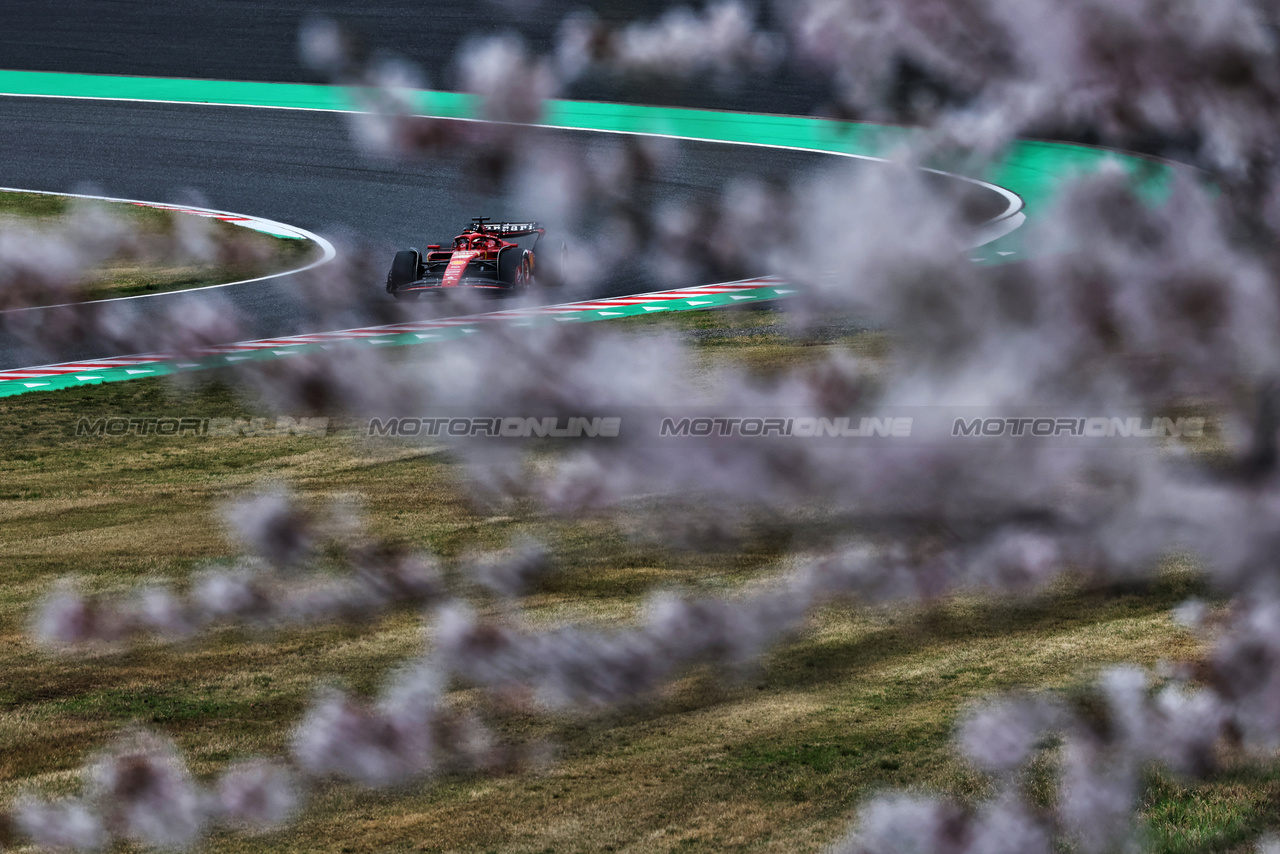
[386,217,559,298]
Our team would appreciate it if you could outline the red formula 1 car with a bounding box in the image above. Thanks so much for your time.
[386,217,551,298]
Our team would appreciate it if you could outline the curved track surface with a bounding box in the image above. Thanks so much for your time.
[0,96,871,369]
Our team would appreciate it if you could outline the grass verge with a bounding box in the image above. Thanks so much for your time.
[0,190,320,302]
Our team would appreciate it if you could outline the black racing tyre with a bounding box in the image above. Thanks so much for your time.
[387,249,421,293]
[497,245,522,285]
[535,240,569,287]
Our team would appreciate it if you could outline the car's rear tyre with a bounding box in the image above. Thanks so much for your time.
[535,241,569,288]
[387,249,421,294]
[498,246,523,286]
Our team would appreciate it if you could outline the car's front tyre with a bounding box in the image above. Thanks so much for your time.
[497,245,524,287]
[387,249,422,294]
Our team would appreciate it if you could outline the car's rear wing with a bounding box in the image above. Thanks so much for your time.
[468,217,545,238]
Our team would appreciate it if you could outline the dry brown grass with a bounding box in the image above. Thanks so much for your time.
[0,312,1263,853]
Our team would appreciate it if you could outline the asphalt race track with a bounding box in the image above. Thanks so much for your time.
[0,95,856,369]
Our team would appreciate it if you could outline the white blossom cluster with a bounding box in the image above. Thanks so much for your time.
[556,2,783,82]
[15,732,297,851]
[31,551,444,648]
[833,663,1238,854]
[32,489,452,648]
[0,200,253,362]
[784,0,1280,165]
[0,201,136,312]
